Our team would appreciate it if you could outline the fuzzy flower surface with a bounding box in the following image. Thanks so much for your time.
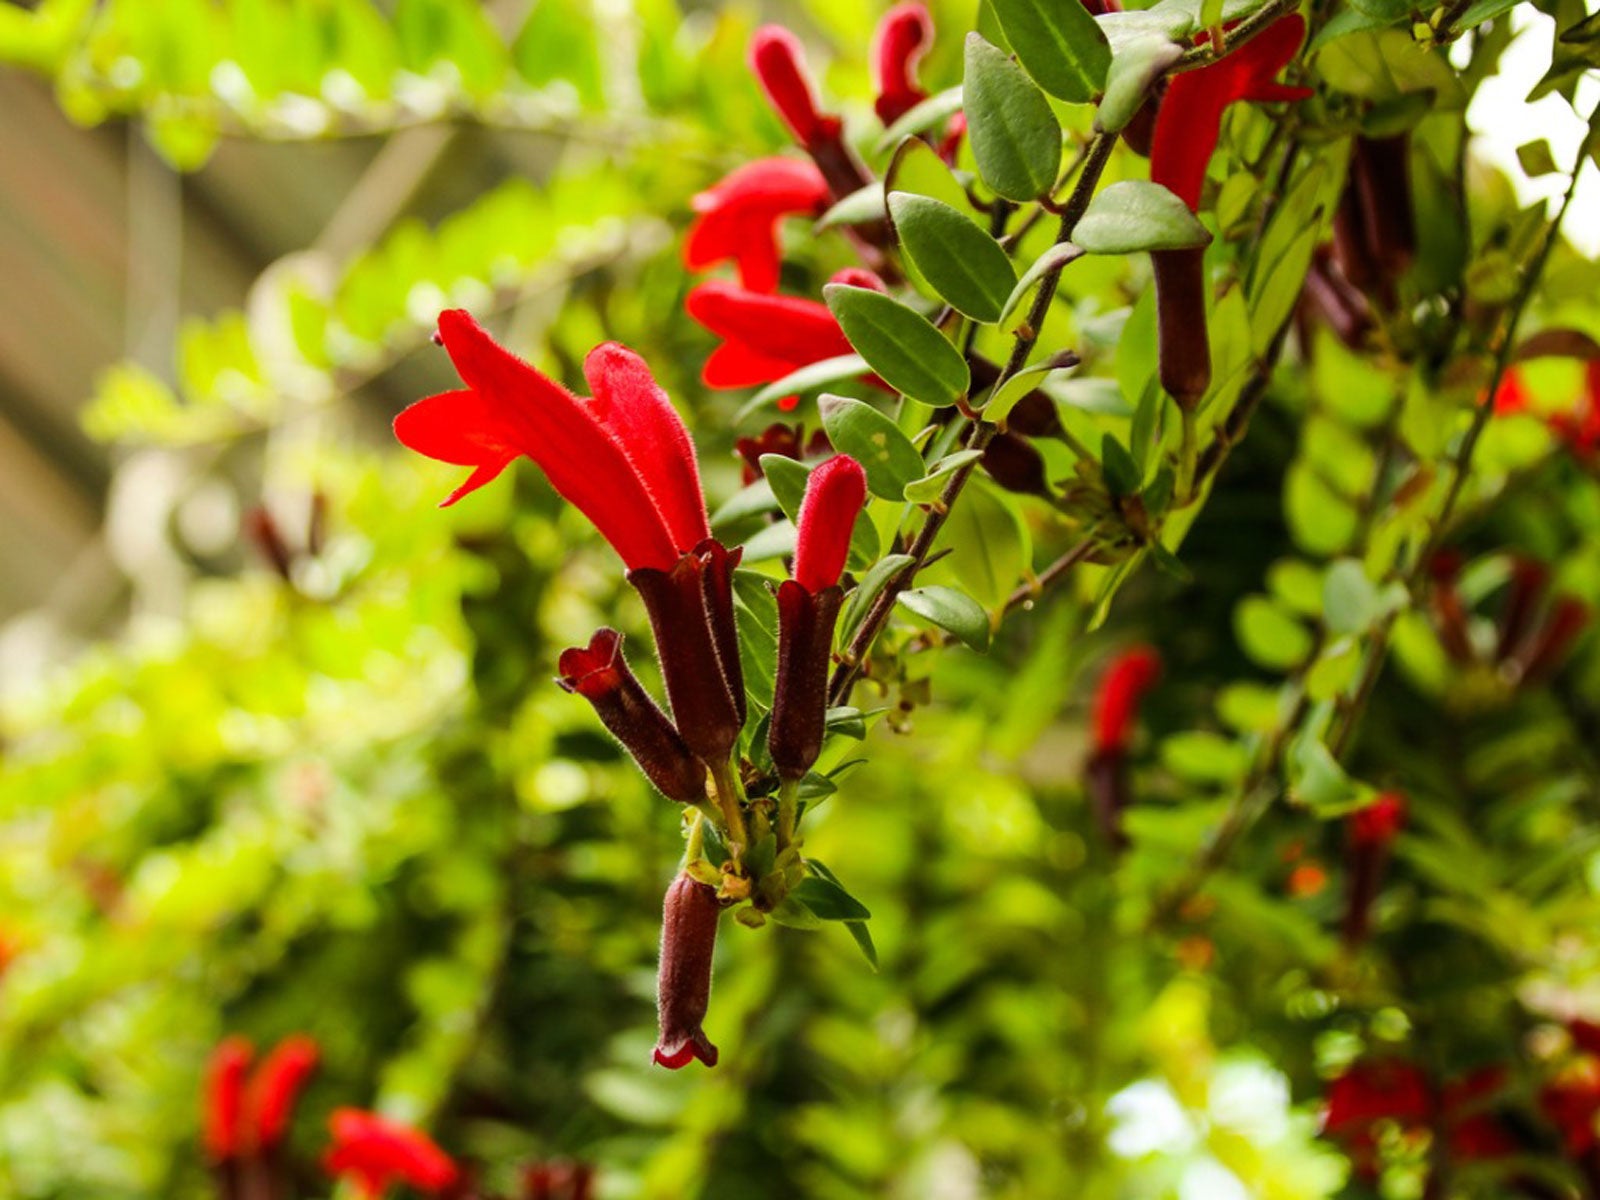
[394,311,709,571]
[684,158,831,293]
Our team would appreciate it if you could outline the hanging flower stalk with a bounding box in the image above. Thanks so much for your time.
[1148,16,1311,409]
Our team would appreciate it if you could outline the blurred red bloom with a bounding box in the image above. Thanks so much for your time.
[1150,16,1311,212]
[324,1109,458,1199]
[872,2,934,126]
[1493,363,1600,461]
[749,26,839,148]
[204,1036,255,1163]
[1350,791,1406,848]
[248,1034,320,1154]
[1324,1060,1517,1177]
[395,312,709,571]
[1091,647,1162,756]
[684,158,830,293]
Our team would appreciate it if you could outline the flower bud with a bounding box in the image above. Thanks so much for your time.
[1152,247,1211,410]
[248,1034,320,1154]
[791,455,867,595]
[1092,646,1162,757]
[749,26,839,149]
[558,629,707,803]
[871,2,934,126]
[653,873,723,1069]
[629,542,747,765]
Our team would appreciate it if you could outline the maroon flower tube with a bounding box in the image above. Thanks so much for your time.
[558,629,707,803]
[1496,556,1551,664]
[1343,791,1404,947]
[770,456,867,780]
[1426,551,1476,666]
[1151,247,1212,411]
[1518,596,1590,685]
[653,873,723,1069]
[628,540,746,765]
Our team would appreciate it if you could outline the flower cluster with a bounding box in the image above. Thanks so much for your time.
[396,311,869,1069]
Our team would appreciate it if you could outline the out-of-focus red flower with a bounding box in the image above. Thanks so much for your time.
[685,158,831,293]
[248,1034,320,1154]
[1544,1065,1600,1157]
[1325,1060,1518,1178]
[1091,647,1162,756]
[204,1036,255,1163]
[1442,1067,1519,1161]
[324,1109,458,1199]
[871,3,934,126]
[1549,362,1600,460]
[1150,16,1311,212]
[395,313,709,572]
[1351,792,1406,848]
[523,1160,596,1200]
[1492,370,1533,416]
[686,282,856,404]
[1287,862,1328,897]
[749,26,840,148]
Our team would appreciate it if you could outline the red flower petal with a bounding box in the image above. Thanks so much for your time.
[749,25,840,146]
[428,310,682,571]
[583,342,711,554]
[793,454,867,593]
[1092,646,1162,755]
[686,282,854,389]
[684,158,830,292]
[325,1109,458,1198]
[1151,15,1311,211]
[872,2,934,126]
[203,1036,254,1163]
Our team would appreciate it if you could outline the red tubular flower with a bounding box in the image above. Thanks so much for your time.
[557,629,707,802]
[204,1036,255,1164]
[1345,792,1405,946]
[686,281,856,397]
[1550,361,1600,460]
[1091,647,1162,757]
[324,1109,458,1199]
[770,456,867,779]
[872,2,934,126]
[1148,16,1310,408]
[749,26,840,148]
[394,312,709,572]
[684,158,831,294]
[629,541,747,764]
[248,1034,320,1154]
[653,873,723,1070]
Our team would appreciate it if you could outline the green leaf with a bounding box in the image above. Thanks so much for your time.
[989,0,1112,102]
[737,354,871,421]
[962,33,1063,202]
[1322,559,1380,636]
[876,86,966,154]
[984,362,1074,426]
[1073,181,1212,254]
[1235,595,1315,671]
[903,450,985,503]
[823,285,971,408]
[1100,433,1142,496]
[837,554,915,649]
[889,193,1018,323]
[998,242,1085,328]
[1288,731,1373,815]
[818,395,927,500]
[759,454,812,525]
[897,585,991,651]
[768,895,825,929]
[845,921,879,969]
[794,874,872,921]
[1095,33,1182,134]
[817,183,888,231]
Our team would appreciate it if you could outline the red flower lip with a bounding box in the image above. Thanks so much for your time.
[1092,646,1162,757]
[686,282,857,393]
[685,157,831,294]
[872,2,935,126]
[1150,15,1312,213]
[749,25,841,149]
[324,1108,458,1199]
[394,311,710,572]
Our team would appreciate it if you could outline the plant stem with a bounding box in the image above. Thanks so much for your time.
[776,777,801,851]
[709,756,749,855]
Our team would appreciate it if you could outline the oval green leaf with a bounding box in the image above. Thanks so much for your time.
[998,241,1084,328]
[889,193,1018,324]
[823,285,971,408]
[963,33,1063,202]
[1073,180,1212,254]
[818,394,928,500]
[990,0,1112,102]
[897,584,992,652]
